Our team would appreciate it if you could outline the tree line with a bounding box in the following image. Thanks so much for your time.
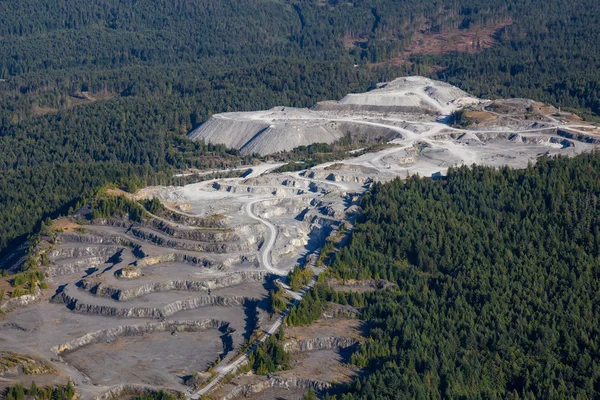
[315,153,600,399]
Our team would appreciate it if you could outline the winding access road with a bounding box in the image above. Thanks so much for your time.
[245,199,287,276]
[189,284,312,399]
[190,306,289,399]
[189,199,312,399]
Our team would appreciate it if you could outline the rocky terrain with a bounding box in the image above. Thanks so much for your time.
[188,76,598,167]
[188,77,477,155]
[213,318,363,400]
[1,76,599,399]
[0,162,356,398]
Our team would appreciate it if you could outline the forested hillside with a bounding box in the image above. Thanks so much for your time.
[435,0,600,119]
[324,154,600,399]
[1,0,600,255]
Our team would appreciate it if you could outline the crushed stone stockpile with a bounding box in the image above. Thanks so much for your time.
[188,76,479,155]
[189,76,598,178]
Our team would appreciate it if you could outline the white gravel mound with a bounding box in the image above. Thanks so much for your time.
[188,108,348,155]
[187,76,481,155]
[238,121,345,155]
[339,76,478,113]
[187,114,270,150]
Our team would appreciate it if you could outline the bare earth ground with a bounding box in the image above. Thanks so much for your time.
[63,331,222,387]
[50,218,82,232]
[403,20,513,57]
[285,318,362,342]
[281,348,357,384]
[243,387,307,400]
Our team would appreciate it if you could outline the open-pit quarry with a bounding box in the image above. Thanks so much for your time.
[1,76,599,399]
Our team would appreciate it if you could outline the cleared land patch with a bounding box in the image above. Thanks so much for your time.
[63,330,222,388]
[404,20,513,57]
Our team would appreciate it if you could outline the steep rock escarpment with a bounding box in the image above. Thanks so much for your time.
[91,384,182,400]
[47,246,122,262]
[52,319,228,354]
[222,376,331,400]
[46,256,107,277]
[82,270,268,301]
[52,291,257,319]
[282,336,359,353]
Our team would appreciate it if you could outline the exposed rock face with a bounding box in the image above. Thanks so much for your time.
[165,212,228,229]
[91,384,182,400]
[114,266,142,279]
[558,128,600,144]
[52,319,228,354]
[303,165,381,185]
[58,233,131,246]
[0,286,42,313]
[256,197,315,219]
[46,256,106,277]
[322,303,361,319]
[282,336,358,353]
[129,227,256,253]
[184,371,214,390]
[134,252,258,270]
[222,376,331,400]
[52,291,256,319]
[135,252,217,268]
[83,270,268,300]
[90,218,130,228]
[47,246,121,261]
[146,216,235,242]
[213,182,306,197]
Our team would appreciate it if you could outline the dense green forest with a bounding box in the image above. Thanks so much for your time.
[1,0,600,256]
[317,154,600,399]
[249,329,291,375]
[3,382,75,400]
[133,391,177,400]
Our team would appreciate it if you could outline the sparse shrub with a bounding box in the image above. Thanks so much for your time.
[11,270,43,287]
[11,288,28,298]
[143,197,164,214]
[236,361,252,374]
[288,265,313,291]
[134,390,177,400]
[303,388,318,400]
[448,109,471,127]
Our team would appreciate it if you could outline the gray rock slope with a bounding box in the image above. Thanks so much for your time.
[187,76,478,156]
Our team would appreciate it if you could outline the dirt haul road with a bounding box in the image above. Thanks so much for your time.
[245,199,287,276]
[189,282,314,399]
